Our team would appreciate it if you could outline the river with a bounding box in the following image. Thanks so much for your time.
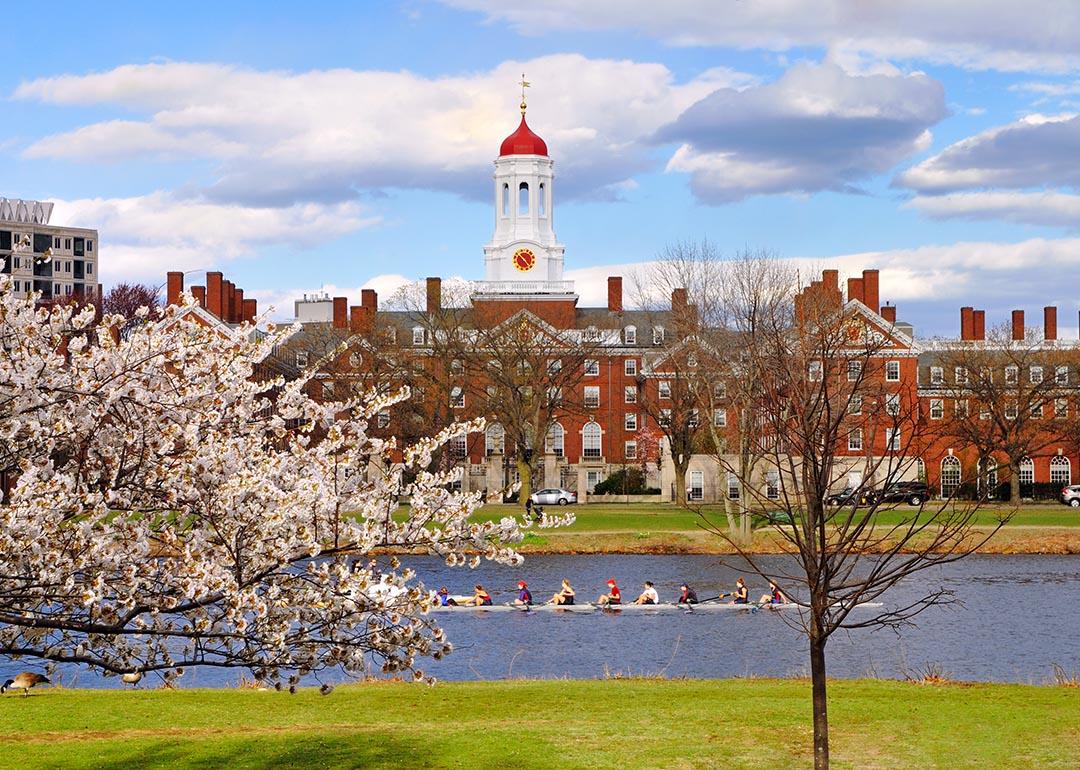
[6,555,1078,688]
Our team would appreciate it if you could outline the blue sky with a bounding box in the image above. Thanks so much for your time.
[3,1,1079,336]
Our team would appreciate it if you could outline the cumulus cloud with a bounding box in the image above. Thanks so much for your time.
[16,56,751,206]
[907,191,1080,231]
[51,193,379,285]
[443,0,1080,74]
[657,62,946,203]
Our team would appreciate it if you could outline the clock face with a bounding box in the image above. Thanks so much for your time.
[512,248,536,272]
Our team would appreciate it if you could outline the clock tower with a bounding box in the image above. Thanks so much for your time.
[475,80,574,306]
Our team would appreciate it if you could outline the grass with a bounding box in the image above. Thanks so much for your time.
[4,679,1079,769]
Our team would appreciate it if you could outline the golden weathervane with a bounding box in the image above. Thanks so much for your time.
[519,73,530,115]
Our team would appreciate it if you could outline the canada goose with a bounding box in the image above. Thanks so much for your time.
[121,672,143,687]
[1,672,50,696]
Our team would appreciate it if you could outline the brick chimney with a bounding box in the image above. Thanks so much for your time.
[861,269,879,314]
[1012,310,1025,341]
[206,272,223,319]
[672,287,687,312]
[847,277,864,305]
[166,271,184,306]
[192,285,206,308]
[960,306,974,340]
[973,309,986,341]
[362,288,378,313]
[234,288,244,322]
[1044,306,1058,341]
[607,276,623,313]
[350,305,365,332]
[333,297,348,329]
[880,304,896,323]
[242,298,257,323]
[222,280,235,322]
[426,277,441,315]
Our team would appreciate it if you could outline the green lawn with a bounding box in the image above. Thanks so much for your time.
[4,679,1078,769]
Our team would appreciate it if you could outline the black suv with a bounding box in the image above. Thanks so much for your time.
[825,487,872,507]
[868,481,930,506]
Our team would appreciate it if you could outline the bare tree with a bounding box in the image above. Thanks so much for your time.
[704,273,1001,770]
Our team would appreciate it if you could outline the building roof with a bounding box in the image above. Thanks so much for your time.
[499,116,548,157]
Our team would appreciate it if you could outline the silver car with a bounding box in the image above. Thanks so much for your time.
[1060,485,1080,507]
[529,488,578,506]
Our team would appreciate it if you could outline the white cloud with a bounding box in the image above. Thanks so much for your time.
[51,193,380,285]
[16,56,753,205]
[907,191,1080,231]
[443,0,1080,74]
[658,61,945,203]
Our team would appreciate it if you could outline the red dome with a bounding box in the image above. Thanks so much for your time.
[499,115,548,157]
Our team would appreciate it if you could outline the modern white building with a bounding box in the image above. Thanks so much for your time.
[0,197,100,302]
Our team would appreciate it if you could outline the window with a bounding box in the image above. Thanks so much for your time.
[624,385,637,403]
[713,381,726,399]
[538,182,546,216]
[885,393,900,416]
[653,326,665,345]
[546,386,563,405]
[485,423,504,455]
[1051,456,1072,486]
[450,359,463,373]
[548,358,562,375]
[688,409,699,428]
[54,260,60,272]
[86,263,92,275]
[449,434,467,460]
[930,366,943,385]
[86,240,93,252]
[1056,366,1069,385]
[502,183,509,216]
[848,360,862,381]
[295,351,309,367]
[377,411,390,429]
[518,181,529,214]
[1005,401,1017,420]
[546,423,565,457]
[1019,458,1034,487]
[808,361,822,381]
[689,470,704,501]
[583,326,602,342]
[660,408,672,427]
[848,428,863,451]
[955,399,969,418]
[624,326,636,345]
[1056,398,1068,419]
[659,381,671,399]
[885,428,900,451]
[955,366,968,385]
[624,441,638,460]
[321,381,335,400]
[584,386,600,408]
[412,327,425,345]
[687,353,698,368]
[64,238,71,249]
[582,422,602,459]
[930,399,944,419]
[1005,365,1018,385]
[727,473,740,501]
[978,459,998,498]
[1030,366,1043,384]
[885,360,900,381]
[53,237,60,248]
[624,359,637,376]
[713,408,727,428]
[941,456,962,498]
[1031,402,1043,419]
[765,470,780,500]
[624,412,637,431]
[848,394,862,415]
[584,359,599,376]
[451,386,465,408]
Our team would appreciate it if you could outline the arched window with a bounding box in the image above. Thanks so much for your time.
[502,183,510,216]
[977,458,998,499]
[1051,455,1072,485]
[545,423,565,457]
[485,423,505,456]
[582,421,602,459]
[538,182,546,216]
[1019,457,1034,496]
[941,456,961,498]
[519,182,529,215]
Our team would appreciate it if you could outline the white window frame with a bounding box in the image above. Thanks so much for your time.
[885,360,900,382]
[377,411,390,429]
[885,428,901,452]
[848,428,863,452]
[713,408,727,428]
[1005,365,1018,385]
[584,386,600,408]
[930,399,944,420]
[1056,398,1068,419]
[765,470,780,500]
[1056,366,1069,385]
[582,422,602,459]
[624,326,636,345]
[885,393,900,416]
[295,351,309,367]
[584,359,600,376]
[1051,456,1071,486]
[848,394,862,415]
[624,358,637,376]
[1030,366,1043,384]
[624,385,637,404]
[1005,401,1018,420]
[545,423,565,457]
[412,327,425,346]
[653,326,665,345]
[658,381,672,399]
[450,386,465,409]
[848,360,862,382]
[955,366,968,385]
[624,440,638,460]
[930,366,943,385]
[726,472,740,501]
[624,412,638,431]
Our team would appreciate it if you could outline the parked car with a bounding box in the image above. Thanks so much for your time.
[1060,485,1080,507]
[825,487,870,507]
[529,488,578,506]
[869,481,930,506]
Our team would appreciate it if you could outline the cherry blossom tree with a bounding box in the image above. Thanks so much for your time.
[0,264,569,688]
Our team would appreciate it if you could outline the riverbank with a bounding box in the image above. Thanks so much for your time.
[5,679,1078,768]
[486,503,1080,555]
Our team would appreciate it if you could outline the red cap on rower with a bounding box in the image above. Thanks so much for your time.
[607,579,617,586]
[517,580,527,588]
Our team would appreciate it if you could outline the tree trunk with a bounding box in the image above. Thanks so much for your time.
[517,457,533,508]
[1009,460,1020,504]
[674,466,687,507]
[721,494,738,534]
[810,632,830,770]
[739,497,751,545]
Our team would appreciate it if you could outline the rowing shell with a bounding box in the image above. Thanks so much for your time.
[427,601,883,614]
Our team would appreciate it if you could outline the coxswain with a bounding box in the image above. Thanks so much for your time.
[678,583,699,604]
[634,581,660,605]
[759,582,788,605]
[548,579,575,605]
[514,580,533,606]
[596,578,622,605]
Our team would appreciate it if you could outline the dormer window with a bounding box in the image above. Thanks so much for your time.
[653,326,665,345]
[412,327,425,345]
[624,325,636,345]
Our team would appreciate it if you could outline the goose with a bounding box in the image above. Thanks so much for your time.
[1,672,50,696]
[121,672,143,687]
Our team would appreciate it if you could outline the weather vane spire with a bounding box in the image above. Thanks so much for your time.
[519,72,530,116]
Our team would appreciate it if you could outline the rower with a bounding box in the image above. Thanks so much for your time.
[759,582,788,605]
[730,578,749,604]
[634,581,659,605]
[678,583,699,604]
[435,586,456,606]
[548,579,575,605]
[514,580,533,606]
[463,584,493,606]
[596,578,622,606]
